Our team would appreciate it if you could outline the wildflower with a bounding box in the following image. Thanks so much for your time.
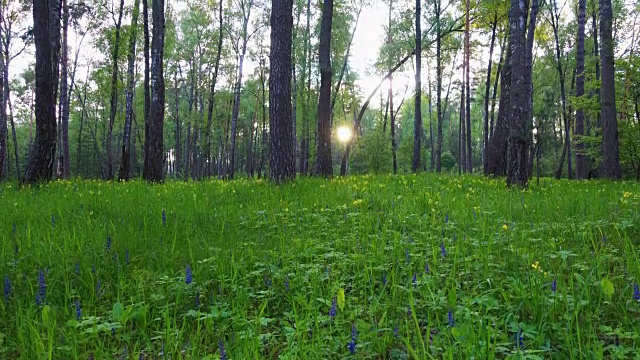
[51,214,55,227]
[412,272,417,287]
[445,213,449,223]
[382,273,387,286]
[218,340,227,360]
[405,248,410,263]
[75,299,82,320]
[162,209,166,226]
[531,261,540,270]
[264,275,272,288]
[36,269,46,305]
[88,353,95,360]
[329,297,337,318]
[502,224,508,232]
[447,310,454,327]
[623,191,632,198]
[473,210,477,220]
[424,261,430,274]
[407,306,412,317]
[633,283,640,301]
[12,223,16,234]
[186,265,193,285]
[74,262,80,277]
[106,236,112,252]
[515,328,524,348]
[440,242,446,258]
[91,264,96,274]
[284,275,290,292]
[393,323,399,338]
[4,275,11,301]
[347,323,357,354]
[125,250,130,265]
[551,278,557,292]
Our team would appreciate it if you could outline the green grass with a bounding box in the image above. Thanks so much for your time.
[1,174,640,359]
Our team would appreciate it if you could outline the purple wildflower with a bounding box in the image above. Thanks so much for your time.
[12,223,16,234]
[382,273,387,286]
[515,328,524,348]
[412,272,417,287]
[186,265,193,285]
[74,262,80,277]
[218,340,227,360]
[347,323,357,354]
[425,261,430,274]
[264,275,272,288]
[4,275,11,301]
[633,283,640,301]
[394,323,399,338]
[405,248,410,263]
[75,299,82,320]
[440,242,447,258]
[125,250,130,265]
[551,278,557,292]
[162,209,166,226]
[329,297,337,318]
[447,310,454,327]
[284,275,290,292]
[106,236,112,252]
[445,213,449,223]
[88,353,95,360]
[36,269,46,305]
[51,214,55,227]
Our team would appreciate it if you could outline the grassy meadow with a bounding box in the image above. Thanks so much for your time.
[1,174,640,359]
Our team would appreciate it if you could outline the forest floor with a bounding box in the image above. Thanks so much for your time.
[1,175,640,359]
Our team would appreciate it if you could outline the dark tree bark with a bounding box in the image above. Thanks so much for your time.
[229,0,253,180]
[76,72,88,176]
[490,32,506,140]
[483,13,498,175]
[23,0,58,183]
[58,0,70,178]
[575,0,587,179]
[119,0,140,181]
[0,12,5,180]
[464,0,471,172]
[50,0,61,101]
[143,0,165,182]
[412,0,422,173]
[143,0,150,152]
[551,0,572,179]
[205,0,223,178]
[105,0,125,180]
[592,7,601,129]
[524,0,538,179]
[460,82,466,174]
[428,63,434,171]
[269,0,296,183]
[316,0,333,177]
[506,0,529,187]
[487,27,512,177]
[434,0,443,172]
[599,0,621,179]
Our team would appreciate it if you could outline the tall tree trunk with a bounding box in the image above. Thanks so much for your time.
[460,84,465,174]
[58,0,70,178]
[143,0,150,163]
[575,0,587,179]
[9,98,19,180]
[464,0,472,172]
[0,10,5,180]
[483,13,498,175]
[50,0,61,102]
[490,32,506,140]
[143,0,165,182]
[269,0,296,182]
[105,0,124,180]
[524,0,538,179]
[412,0,422,173]
[119,0,140,181]
[434,0,443,172]
[487,26,512,177]
[506,0,530,187]
[388,2,397,174]
[299,0,311,175]
[76,73,88,176]
[551,0,572,179]
[23,0,57,183]
[316,0,333,177]
[599,0,621,179]
[173,68,181,177]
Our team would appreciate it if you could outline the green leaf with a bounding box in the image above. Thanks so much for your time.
[601,278,614,299]
[42,305,54,328]
[112,302,125,323]
[337,288,345,311]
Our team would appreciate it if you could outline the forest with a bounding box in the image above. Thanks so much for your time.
[1,0,640,358]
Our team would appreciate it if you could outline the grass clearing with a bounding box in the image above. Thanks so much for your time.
[1,174,640,359]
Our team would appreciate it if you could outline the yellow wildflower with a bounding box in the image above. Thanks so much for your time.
[531,261,540,270]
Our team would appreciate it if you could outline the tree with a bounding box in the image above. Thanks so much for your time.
[506,0,531,187]
[482,12,498,174]
[412,0,422,173]
[23,0,58,183]
[464,0,471,172]
[105,0,125,180]
[269,0,296,182]
[575,0,587,179]
[119,0,141,181]
[143,0,165,182]
[598,0,620,179]
[434,0,443,172]
[316,0,333,177]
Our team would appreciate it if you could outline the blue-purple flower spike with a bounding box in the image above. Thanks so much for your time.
[75,299,82,320]
[36,269,46,305]
[162,209,166,226]
[515,328,524,348]
[447,310,454,327]
[106,236,112,252]
[329,297,337,318]
[551,278,557,292]
[347,323,357,354]
[3,275,11,301]
[185,265,193,285]
[51,214,55,227]
[218,340,227,360]
[633,283,640,301]
[440,242,447,258]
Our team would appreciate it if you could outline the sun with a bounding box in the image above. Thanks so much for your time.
[336,126,353,143]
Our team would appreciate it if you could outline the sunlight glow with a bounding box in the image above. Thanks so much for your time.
[337,126,353,143]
